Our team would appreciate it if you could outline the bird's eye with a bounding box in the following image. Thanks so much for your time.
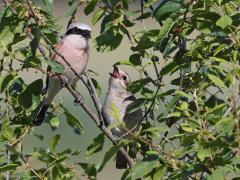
[122,75,127,80]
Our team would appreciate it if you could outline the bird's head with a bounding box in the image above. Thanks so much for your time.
[109,65,130,90]
[65,22,91,39]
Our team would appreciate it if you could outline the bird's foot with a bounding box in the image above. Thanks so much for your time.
[74,94,84,105]
[115,137,121,143]
[61,76,69,87]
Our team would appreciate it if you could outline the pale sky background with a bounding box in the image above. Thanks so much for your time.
[18,1,161,179]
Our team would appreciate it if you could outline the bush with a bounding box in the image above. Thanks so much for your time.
[0,0,240,179]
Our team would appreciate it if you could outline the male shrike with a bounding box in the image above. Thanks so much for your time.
[103,66,142,169]
[32,22,91,126]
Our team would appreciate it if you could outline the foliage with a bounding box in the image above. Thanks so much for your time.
[0,0,240,179]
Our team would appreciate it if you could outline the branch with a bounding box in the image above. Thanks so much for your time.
[82,72,103,122]
[23,0,134,168]
[5,142,10,180]
[11,127,31,148]
[65,84,133,166]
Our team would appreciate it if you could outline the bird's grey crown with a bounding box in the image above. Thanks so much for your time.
[67,22,91,31]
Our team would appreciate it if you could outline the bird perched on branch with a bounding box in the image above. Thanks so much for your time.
[32,22,91,126]
[103,66,142,169]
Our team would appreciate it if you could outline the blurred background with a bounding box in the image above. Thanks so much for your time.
[19,0,160,179]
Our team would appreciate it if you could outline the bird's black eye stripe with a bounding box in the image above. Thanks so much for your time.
[66,27,91,38]
[123,75,127,80]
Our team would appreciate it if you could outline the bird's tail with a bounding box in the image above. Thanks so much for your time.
[32,99,49,126]
[116,143,138,169]
[116,149,128,169]
[32,79,61,126]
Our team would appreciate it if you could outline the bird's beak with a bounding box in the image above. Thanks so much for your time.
[109,65,120,78]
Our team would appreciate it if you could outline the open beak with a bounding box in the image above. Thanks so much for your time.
[109,65,120,78]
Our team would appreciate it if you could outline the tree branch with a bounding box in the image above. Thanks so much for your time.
[22,0,134,168]
[82,72,103,122]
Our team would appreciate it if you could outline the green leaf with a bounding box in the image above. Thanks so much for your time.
[2,119,14,142]
[49,156,68,167]
[128,78,151,94]
[72,149,82,156]
[66,1,79,17]
[64,110,84,135]
[30,27,40,56]
[0,74,15,93]
[216,117,235,135]
[44,0,54,12]
[92,8,105,25]
[87,133,105,157]
[156,18,175,43]
[126,98,146,114]
[153,166,167,180]
[51,134,61,151]
[97,144,121,172]
[210,57,227,63]
[84,0,98,15]
[160,60,177,76]
[110,102,121,122]
[115,60,135,66]
[78,163,97,177]
[136,12,152,20]
[5,145,21,156]
[207,74,226,88]
[197,148,211,161]
[130,160,159,179]
[121,169,130,180]
[91,78,102,96]
[0,164,19,172]
[41,59,65,74]
[18,79,43,109]
[213,44,227,56]
[175,90,193,100]
[132,29,159,51]
[144,0,159,8]
[207,167,230,180]
[154,0,183,21]
[216,15,232,29]
[141,87,154,99]
[142,126,169,137]
[129,53,141,66]
[49,116,60,129]
[33,133,44,140]
[208,103,227,114]
[94,29,123,52]
[181,123,193,133]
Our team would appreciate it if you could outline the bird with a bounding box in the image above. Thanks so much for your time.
[103,65,142,169]
[32,22,91,126]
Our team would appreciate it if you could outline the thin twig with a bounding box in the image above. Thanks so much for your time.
[83,72,103,122]
[20,154,41,179]
[118,85,161,139]
[5,142,10,180]
[11,127,31,148]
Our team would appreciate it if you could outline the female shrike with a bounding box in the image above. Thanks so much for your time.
[32,22,91,126]
[103,66,142,169]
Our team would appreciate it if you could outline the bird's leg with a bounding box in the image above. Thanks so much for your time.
[61,75,69,87]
